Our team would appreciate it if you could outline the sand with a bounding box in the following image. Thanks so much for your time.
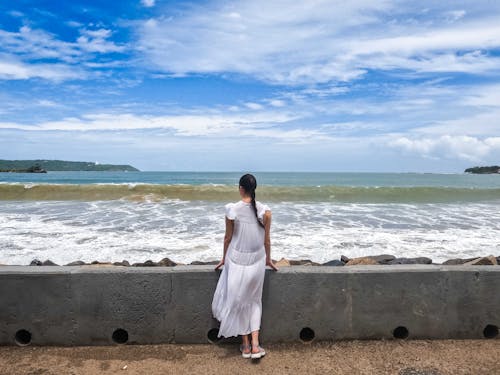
[0,340,499,375]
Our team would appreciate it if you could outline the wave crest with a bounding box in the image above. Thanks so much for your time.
[1,183,500,203]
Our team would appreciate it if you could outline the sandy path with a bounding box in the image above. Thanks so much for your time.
[0,340,499,375]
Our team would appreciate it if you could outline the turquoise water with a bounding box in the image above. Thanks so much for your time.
[1,171,500,188]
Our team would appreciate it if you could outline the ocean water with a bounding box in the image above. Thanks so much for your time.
[1,171,500,265]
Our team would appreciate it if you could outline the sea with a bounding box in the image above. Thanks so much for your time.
[1,171,500,266]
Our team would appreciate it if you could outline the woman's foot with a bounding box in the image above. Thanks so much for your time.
[251,344,266,359]
[240,344,251,358]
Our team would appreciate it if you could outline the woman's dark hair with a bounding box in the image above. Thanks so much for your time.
[239,174,265,228]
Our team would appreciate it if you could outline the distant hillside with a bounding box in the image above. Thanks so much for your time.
[0,159,139,172]
[465,166,500,174]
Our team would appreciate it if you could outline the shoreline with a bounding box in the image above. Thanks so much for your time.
[2,253,498,267]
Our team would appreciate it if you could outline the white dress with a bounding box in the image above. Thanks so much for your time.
[212,200,271,338]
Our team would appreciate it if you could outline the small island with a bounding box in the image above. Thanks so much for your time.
[0,159,139,172]
[465,166,500,174]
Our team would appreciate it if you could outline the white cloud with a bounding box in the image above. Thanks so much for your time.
[0,58,85,81]
[137,0,394,84]
[8,10,24,18]
[141,0,155,7]
[244,102,263,110]
[269,99,286,107]
[388,135,500,161]
[0,26,80,63]
[299,86,349,97]
[137,1,500,84]
[239,127,329,144]
[0,111,308,140]
[345,24,500,73]
[445,10,466,22]
[66,20,84,28]
[37,100,59,107]
[77,28,124,53]
[0,25,124,81]
[412,108,500,137]
[461,83,500,107]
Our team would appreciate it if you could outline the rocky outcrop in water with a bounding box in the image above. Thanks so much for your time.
[465,165,500,174]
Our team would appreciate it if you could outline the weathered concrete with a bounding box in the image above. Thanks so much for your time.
[0,265,498,346]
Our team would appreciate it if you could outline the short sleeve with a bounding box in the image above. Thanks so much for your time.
[257,202,270,220]
[225,203,236,220]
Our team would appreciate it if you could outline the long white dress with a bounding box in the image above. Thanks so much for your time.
[212,200,270,338]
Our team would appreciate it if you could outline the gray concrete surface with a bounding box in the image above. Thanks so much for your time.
[0,265,499,346]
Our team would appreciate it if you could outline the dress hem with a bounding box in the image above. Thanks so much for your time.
[216,327,261,338]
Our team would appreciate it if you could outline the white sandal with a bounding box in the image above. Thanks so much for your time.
[250,345,266,359]
[240,344,251,358]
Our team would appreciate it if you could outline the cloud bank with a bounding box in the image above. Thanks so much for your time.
[138,0,500,84]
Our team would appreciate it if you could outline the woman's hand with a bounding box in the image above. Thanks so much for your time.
[266,257,278,271]
[214,258,225,270]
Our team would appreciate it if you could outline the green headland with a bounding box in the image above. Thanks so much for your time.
[0,159,139,172]
[464,166,500,174]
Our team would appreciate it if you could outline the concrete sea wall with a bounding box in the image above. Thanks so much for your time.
[0,265,499,346]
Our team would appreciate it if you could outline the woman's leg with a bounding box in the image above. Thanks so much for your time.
[251,330,260,352]
[241,334,251,356]
[242,334,250,346]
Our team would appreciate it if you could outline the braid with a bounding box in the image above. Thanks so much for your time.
[250,189,265,228]
[239,173,265,228]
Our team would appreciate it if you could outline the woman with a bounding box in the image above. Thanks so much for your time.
[212,173,278,359]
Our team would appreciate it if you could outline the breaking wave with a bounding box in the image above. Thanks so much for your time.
[1,182,500,203]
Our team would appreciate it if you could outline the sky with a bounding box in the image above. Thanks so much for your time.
[1,0,500,172]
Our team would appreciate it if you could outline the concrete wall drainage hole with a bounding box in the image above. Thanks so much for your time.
[207,328,220,343]
[299,327,315,342]
[14,329,32,346]
[112,328,129,344]
[483,324,498,339]
[393,326,409,339]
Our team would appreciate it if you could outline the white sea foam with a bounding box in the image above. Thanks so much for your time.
[1,200,499,265]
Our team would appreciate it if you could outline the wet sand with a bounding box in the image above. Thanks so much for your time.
[0,340,499,375]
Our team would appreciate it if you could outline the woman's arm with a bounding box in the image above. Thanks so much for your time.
[264,210,278,271]
[214,217,234,270]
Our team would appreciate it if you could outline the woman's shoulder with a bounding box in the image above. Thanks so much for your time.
[256,201,271,219]
[224,202,239,219]
[225,200,245,209]
[225,200,249,216]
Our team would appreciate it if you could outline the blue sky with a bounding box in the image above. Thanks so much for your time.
[1,0,500,172]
